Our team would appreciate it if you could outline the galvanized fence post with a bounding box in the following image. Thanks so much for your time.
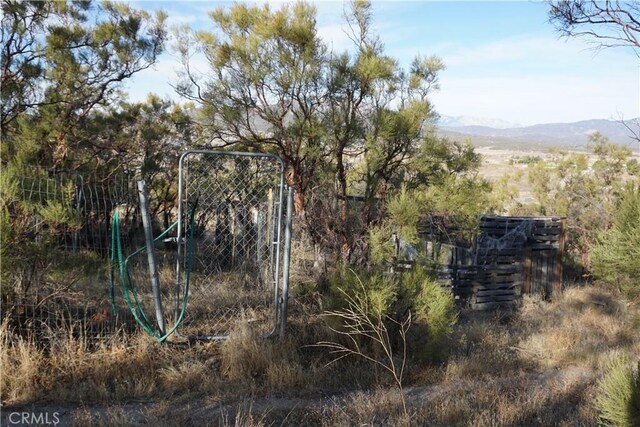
[280,185,294,338]
[137,180,166,335]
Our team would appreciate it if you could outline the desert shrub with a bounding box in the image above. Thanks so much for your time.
[596,355,640,427]
[0,168,87,296]
[591,185,640,298]
[412,270,458,362]
[326,268,397,317]
[525,135,637,272]
[326,267,457,363]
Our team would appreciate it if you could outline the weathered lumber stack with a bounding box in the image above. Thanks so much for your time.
[447,216,565,309]
[424,215,566,310]
[447,264,522,310]
[517,217,565,299]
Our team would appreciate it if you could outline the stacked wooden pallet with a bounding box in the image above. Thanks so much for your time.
[427,215,566,310]
[475,216,565,305]
[480,216,563,248]
[446,264,522,310]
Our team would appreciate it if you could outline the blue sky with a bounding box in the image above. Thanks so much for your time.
[126,1,640,126]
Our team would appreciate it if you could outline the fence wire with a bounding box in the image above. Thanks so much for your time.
[3,153,294,345]
[2,170,143,344]
[176,151,290,339]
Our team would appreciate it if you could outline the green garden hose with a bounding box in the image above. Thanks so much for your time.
[109,205,196,343]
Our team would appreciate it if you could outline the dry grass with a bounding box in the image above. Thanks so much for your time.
[2,283,638,426]
[220,322,304,388]
[275,369,597,426]
[0,318,225,405]
[444,312,530,381]
[517,286,639,369]
[439,285,639,386]
[0,328,44,403]
[412,373,598,427]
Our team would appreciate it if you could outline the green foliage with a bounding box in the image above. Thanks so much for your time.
[525,136,636,270]
[0,165,107,295]
[326,267,458,363]
[327,268,397,318]
[368,188,423,269]
[509,155,542,165]
[177,0,477,261]
[490,170,528,214]
[176,0,326,210]
[423,175,490,239]
[591,185,640,297]
[596,355,640,427]
[33,181,81,233]
[406,135,482,189]
[387,186,421,246]
[2,0,167,170]
[369,172,488,269]
[407,269,458,362]
[37,200,81,232]
[369,223,397,269]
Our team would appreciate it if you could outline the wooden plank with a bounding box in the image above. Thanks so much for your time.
[475,294,519,302]
[476,254,523,262]
[474,275,521,284]
[480,224,525,230]
[539,250,546,296]
[523,247,532,294]
[476,295,518,304]
[454,279,521,289]
[479,270,523,278]
[471,277,522,287]
[472,278,521,287]
[457,276,522,286]
[530,235,560,242]
[532,250,540,295]
[553,218,566,300]
[531,227,562,235]
[474,282,520,290]
[475,248,526,255]
[541,250,550,298]
[530,243,559,250]
[455,269,521,278]
[475,289,521,298]
[471,301,518,310]
[474,265,522,273]
[474,285,519,293]
[547,249,554,298]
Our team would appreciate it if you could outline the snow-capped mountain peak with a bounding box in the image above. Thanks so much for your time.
[438,115,521,130]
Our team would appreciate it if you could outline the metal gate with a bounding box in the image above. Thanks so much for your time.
[175,151,293,339]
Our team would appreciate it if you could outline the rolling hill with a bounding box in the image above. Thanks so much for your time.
[438,116,639,151]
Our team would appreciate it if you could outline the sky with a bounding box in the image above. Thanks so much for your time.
[126,0,640,127]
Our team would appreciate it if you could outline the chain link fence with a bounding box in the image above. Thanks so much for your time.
[176,151,292,339]
[2,150,294,345]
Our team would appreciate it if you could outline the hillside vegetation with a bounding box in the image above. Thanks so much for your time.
[1,1,639,426]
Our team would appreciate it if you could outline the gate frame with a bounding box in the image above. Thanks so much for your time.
[175,150,293,339]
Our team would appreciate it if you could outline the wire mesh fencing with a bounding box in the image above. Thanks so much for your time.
[3,150,294,345]
[2,170,143,345]
[175,151,292,339]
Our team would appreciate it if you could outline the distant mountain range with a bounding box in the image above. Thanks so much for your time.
[437,116,639,151]
[438,115,522,130]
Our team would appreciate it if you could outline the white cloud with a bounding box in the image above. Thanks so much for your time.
[422,33,640,124]
[431,71,640,125]
[124,4,640,125]
[441,34,629,70]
